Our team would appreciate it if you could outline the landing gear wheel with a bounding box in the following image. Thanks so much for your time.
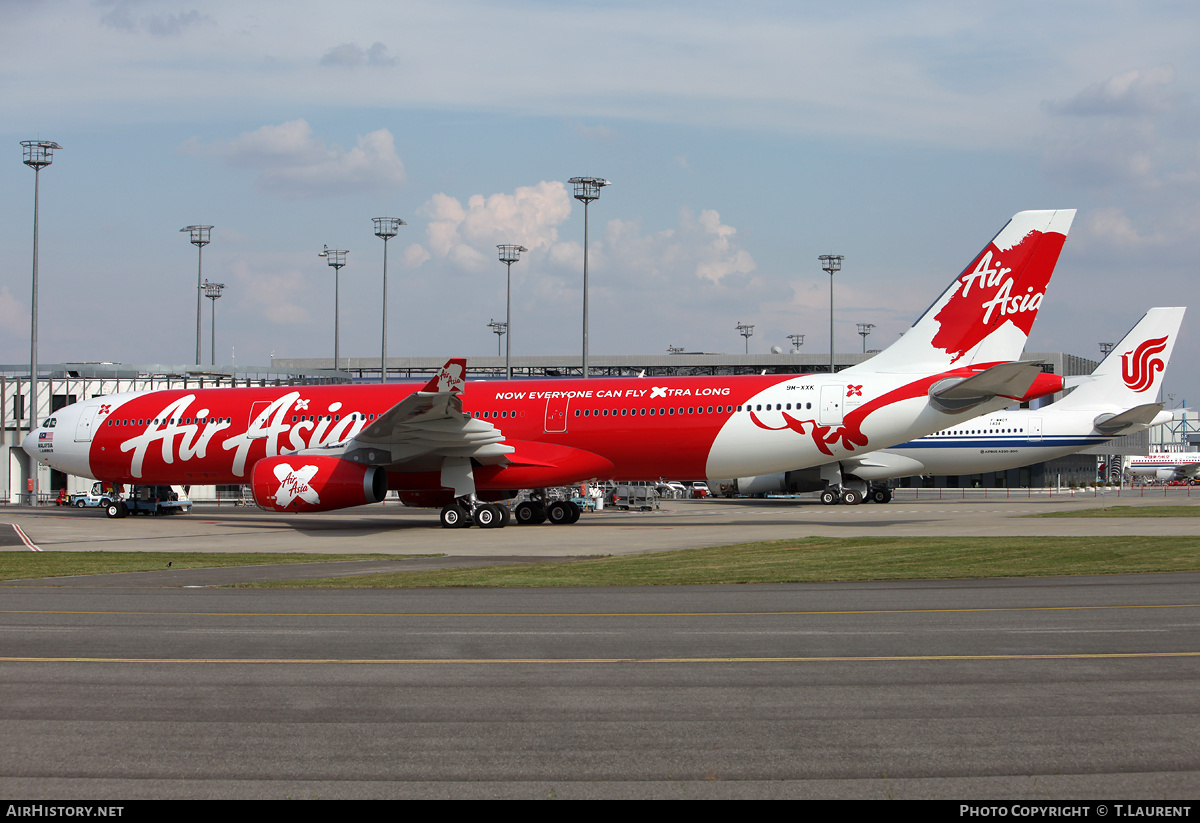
[497,505,511,527]
[841,489,862,506]
[105,502,127,519]
[565,501,581,524]
[820,489,840,505]
[515,501,545,525]
[546,501,573,524]
[440,504,471,529]
[870,488,892,504]
[475,504,502,529]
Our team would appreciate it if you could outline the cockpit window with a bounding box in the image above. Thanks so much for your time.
[45,418,56,428]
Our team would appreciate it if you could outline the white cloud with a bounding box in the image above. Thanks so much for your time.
[1048,66,1178,118]
[409,181,573,272]
[230,260,312,326]
[181,120,406,199]
[319,41,396,67]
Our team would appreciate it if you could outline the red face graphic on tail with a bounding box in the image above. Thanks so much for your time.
[1121,336,1168,392]
[931,229,1064,363]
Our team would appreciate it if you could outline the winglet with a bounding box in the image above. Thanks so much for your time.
[421,359,467,394]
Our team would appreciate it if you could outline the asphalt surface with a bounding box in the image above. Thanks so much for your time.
[1,493,1198,799]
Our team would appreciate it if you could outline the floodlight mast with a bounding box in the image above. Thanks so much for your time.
[497,244,527,379]
[569,177,610,378]
[857,322,875,353]
[21,139,61,506]
[203,281,226,366]
[373,218,406,383]
[180,225,213,366]
[819,254,844,374]
[787,334,805,353]
[319,248,349,371]
[488,319,508,356]
[736,322,755,354]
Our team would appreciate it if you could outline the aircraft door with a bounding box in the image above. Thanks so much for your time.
[247,401,273,439]
[1027,417,1042,442]
[74,405,100,442]
[544,397,570,433]
[819,385,845,426]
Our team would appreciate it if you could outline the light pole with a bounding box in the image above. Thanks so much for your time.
[496,244,527,380]
[488,319,508,356]
[569,177,610,378]
[787,334,805,353]
[1099,342,1115,358]
[857,322,875,353]
[21,139,60,506]
[736,322,755,354]
[819,254,843,374]
[373,217,405,383]
[319,248,348,371]
[204,281,225,366]
[180,225,213,366]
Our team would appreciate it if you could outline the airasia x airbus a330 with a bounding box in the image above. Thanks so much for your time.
[25,209,1075,528]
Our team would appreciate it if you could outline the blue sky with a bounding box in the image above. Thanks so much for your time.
[2,0,1199,403]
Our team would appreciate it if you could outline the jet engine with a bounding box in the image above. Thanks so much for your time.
[251,455,387,513]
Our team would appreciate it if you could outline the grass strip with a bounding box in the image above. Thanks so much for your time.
[238,535,1200,588]
[1026,506,1200,518]
[0,552,428,581]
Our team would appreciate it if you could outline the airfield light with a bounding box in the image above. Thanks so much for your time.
[21,140,61,505]
[203,281,226,366]
[819,254,844,374]
[736,322,755,355]
[497,245,528,379]
[488,319,508,356]
[569,177,610,378]
[319,248,349,371]
[180,225,214,367]
[857,322,875,353]
[373,218,406,383]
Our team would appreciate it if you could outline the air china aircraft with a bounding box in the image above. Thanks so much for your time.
[1124,453,1200,482]
[26,209,1074,529]
[731,306,1184,503]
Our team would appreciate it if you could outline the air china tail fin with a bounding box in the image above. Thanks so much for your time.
[1053,307,1185,411]
[854,209,1075,375]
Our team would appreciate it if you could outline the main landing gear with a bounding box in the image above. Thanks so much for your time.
[439,491,582,529]
[820,484,892,505]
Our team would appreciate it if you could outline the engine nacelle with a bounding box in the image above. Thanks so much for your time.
[251,455,387,513]
[1156,468,1177,482]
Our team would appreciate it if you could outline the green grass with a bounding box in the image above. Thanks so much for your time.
[0,552,431,581]
[238,535,1200,588]
[1027,505,1200,518]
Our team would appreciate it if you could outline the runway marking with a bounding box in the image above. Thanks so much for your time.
[2,651,1199,664]
[0,524,41,551]
[1,603,1198,618]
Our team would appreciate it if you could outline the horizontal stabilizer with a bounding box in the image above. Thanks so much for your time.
[929,361,1044,412]
[1093,403,1164,434]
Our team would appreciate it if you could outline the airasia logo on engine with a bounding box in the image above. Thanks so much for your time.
[273,463,321,507]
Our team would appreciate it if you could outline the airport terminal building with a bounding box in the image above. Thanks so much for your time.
[1,350,1185,504]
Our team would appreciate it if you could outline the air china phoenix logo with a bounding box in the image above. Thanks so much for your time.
[1121,336,1168,392]
[273,463,321,507]
[931,229,1061,363]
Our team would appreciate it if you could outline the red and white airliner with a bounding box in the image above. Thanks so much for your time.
[730,306,1185,502]
[25,209,1074,528]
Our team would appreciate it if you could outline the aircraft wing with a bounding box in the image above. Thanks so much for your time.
[308,358,514,468]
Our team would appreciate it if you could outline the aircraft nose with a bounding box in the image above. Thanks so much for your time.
[21,427,41,459]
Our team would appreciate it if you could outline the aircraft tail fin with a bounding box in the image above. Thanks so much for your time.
[851,209,1075,375]
[1053,307,1185,411]
[420,359,467,394]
